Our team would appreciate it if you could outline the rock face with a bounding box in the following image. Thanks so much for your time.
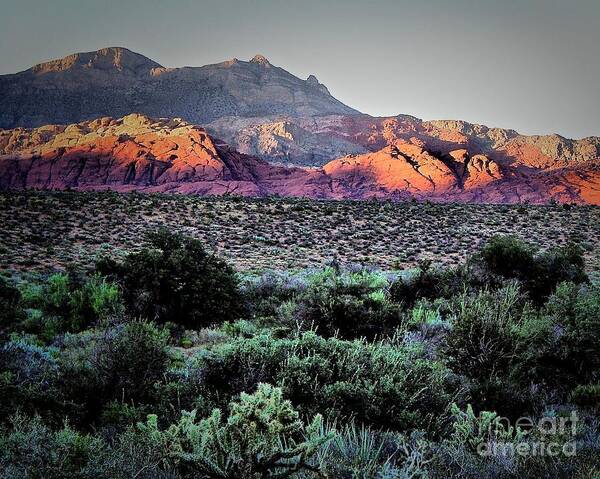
[206,114,600,169]
[0,47,357,129]
[0,114,328,196]
[1,114,599,204]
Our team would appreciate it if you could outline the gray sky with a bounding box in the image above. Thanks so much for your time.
[1,0,599,138]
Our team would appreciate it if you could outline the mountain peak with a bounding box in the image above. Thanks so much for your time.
[30,47,162,75]
[306,74,319,86]
[249,54,271,67]
[306,74,331,95]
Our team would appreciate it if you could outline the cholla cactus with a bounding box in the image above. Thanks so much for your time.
[450,403,524,453]
[137,383,332,478]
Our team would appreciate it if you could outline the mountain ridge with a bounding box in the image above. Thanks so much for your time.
[1,113,598,204]
[0,47,357,129]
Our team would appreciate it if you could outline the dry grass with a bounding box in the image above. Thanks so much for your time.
[1,191,598,273]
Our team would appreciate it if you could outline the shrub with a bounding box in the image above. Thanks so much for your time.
[570,384,600,408]
[242,271,307,320]
[480,236,536,281]
[68,275,122,330]
[57,321,170,425]
[198,332,456,432]
[528,244,588,300]
[313,423,431,478]
[17,273,122,339]
[535,281,600,387]
[0,340,63,426]
[0,275,24,333]
[97,229,243,328]
[295,268,400,339]
[442,284,548,413]
[445,285,525,379]
[478,236,587,302]
[0,414,104,479]
[390,264,465,307]
[449,403,524,454]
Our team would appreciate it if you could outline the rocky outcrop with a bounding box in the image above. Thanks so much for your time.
[206,113,600,173]
[1,114,599,204]
[205,116,367,166]
[0,114,332,196]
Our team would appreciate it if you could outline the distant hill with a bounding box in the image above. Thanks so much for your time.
[2,47,598,171]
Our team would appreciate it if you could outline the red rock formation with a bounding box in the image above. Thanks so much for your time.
[1,114,598,205]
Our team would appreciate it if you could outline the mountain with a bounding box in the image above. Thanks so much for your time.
[0,47,599,204]
[2,47,598,173]
[0,47,357,129]
[205,114,600,169]
[0,114,329,196]
[1,114,598,204]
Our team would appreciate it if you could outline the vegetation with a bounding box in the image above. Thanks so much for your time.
[1,191,599,272]
[1,192,599,477]
[96,228,242,328]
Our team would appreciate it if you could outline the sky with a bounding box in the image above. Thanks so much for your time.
[1,0,599,138]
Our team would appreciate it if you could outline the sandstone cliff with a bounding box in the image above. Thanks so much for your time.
[1,114,598,204]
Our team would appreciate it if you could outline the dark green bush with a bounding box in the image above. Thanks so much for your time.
[0,340,64,426]
[58,320,170,425]
[531,243,588,299]
[389,264,466,307]
[0,414,104,479]
[570,384,600,408]
[442,284,548,414]
[97,229,243,328]
[0,275,24,334]
[295,268,401,339]
[478,236,587,302]
[533,281,600,388]
[480,235,536,280]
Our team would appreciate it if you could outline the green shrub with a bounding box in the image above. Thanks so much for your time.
[58,321,170,424]
[570,384,600,408]
[0,414,104,479]
[478,236,587,302]
[198,332,456,432]
[48,273,71,309]
[529,243,588,300]
[97,229,243,328]
[443,284,548,413]
[0,275,24,333]
[17,273,122,339]
[390,264,465,307]
[313,423,430,478]
[449,403,524,454]
[0,340,63,426]
[535,281,600,387]
[68,275,122,330]
[295,268,400,339]
[480,235,536,281]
